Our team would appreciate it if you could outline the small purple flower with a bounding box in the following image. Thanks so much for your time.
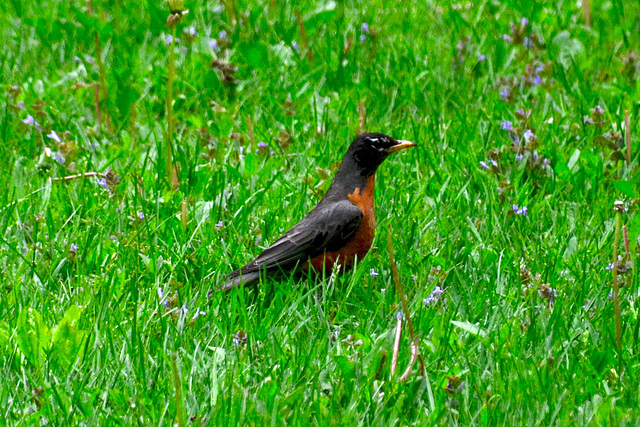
[97,177,108,190]
[607,291,614,300]
[512,204,528,216]
[536,65,544,74]
[423,285,444,306]
[209,38,219,51]
[605,263,614,271]
[22,115,35,126]
[532,76,542,85]
[480,161,489,170]
[515,153,523,162]
[219,30,228,42]
[257,141,268,151]
[396,311,403,321]
[490,159,498,167]
[70,243,79,252]
[292,41,300,51]
[478,54,486,62]
[158,287,164,299]
[523,129,535,141]
[54,153,65,165]
[523,37,532,48]
[521,17,529,27]
[239,146,245,155]
[503,34,513,43]
[182,304,188,314]
[543,158,550,166]
[361,23,370,34]
[359,34,367,42]
[532,151,539,161]
[370,268,379,277]
[499,88,510,100]
[47,130,61,143]
[165,34,174,45]
[215,220,224,228]
[187,26,197,37]
[501,121,513,131]
[138,212,145,220]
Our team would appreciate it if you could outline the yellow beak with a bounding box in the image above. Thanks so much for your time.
[387,139,417,154]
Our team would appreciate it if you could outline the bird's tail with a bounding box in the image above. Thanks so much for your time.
[218,270,261,293]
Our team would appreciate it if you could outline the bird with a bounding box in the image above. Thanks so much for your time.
[219,132,416,292]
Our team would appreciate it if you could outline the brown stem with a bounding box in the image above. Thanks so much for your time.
[582,0,591,27]
[359,100,366,134]
[52,172,104,182]
[295,11,313,61]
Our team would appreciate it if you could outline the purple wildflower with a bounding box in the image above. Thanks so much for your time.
[182,304,188,314]
[292,41,300,51]
[47,130,61,143]
[158,287,164,299]
[478,54,486,62]
[479,161,489,170]
[523,37,532,48]
[138,212,145,220]
[22,115,35,126]
[219,30,228,42]
[605,263,614,271]
[70,243,79,251]
[359,34,367,42]
[521,17,529,27]
[186,26,197,37]
[490,159,498,167]
[257,141,268,151]
[97,178,108,190]
[515,153,523,162]
[209,39,219,51]
[499,88,510,100]
[165,34,174,45]
[215,220,224,228]
[239,146,245,155]
[532,76,542,85]
[523,129,535,140]
[370,268,379,277]
[503,34,513,43]
[501,121,513,131]
[361,23,370,33]
[54,153,65,165]
[423,285,444,306]
[396,311,403,321]
[512,204,528,216]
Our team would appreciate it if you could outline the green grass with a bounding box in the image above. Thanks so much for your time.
[1,0,640,424]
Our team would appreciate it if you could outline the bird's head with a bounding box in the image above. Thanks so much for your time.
[346,132,417,175]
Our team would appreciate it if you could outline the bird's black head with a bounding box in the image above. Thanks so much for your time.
[345,132,417,176]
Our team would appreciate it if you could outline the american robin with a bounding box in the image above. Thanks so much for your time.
[220,132,416,292]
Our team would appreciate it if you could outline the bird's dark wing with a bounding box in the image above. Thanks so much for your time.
[225,200,363,287]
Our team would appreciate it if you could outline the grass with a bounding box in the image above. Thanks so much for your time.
[1,0,640,424]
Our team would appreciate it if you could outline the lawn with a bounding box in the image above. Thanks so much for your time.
[1,0,639,424]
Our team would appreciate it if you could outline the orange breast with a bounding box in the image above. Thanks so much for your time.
[308,174,376,273]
